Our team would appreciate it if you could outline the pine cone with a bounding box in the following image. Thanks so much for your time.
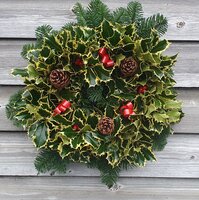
[49,69,70,89]
[120,57,138,77]
[98,117,114,135]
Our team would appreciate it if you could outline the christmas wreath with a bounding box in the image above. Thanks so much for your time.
[6,0,183,187]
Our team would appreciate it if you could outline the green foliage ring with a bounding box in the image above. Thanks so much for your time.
[6,0,183,188]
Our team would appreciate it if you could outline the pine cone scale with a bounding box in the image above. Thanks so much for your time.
[120,57,138,77]
[50,69,70,89]
[98,117,114,135]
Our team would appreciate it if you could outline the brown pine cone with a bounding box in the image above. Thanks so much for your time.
[49,69,70,89]
[120,57,138,77]
[98,117,114,135]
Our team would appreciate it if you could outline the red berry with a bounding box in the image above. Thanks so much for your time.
[75,58,84,67]
[137,85,147,94]
[72,124,80,131]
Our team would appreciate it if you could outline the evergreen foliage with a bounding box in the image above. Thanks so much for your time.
[6,0,183,187]
[73,0,167,37]
[6,89,25,128]
[35,149,69,174]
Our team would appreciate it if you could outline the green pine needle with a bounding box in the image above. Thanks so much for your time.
[72,3,88,26]
[86,0,112,27]
[87,86,104,103]
[21,43,36,60]
[35,24,53,41]
[138,13,168,38]
[152,126,172,151]
[6,89,25,128]
[73,0,112,28]
[34,149,70,174]
[72,0,168,38]
[112,7,131,24]
[87,157,121,188]
[127,1,143,23]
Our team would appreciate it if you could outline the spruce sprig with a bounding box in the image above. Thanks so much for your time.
[34,149,70,174]
[72,0,168,38]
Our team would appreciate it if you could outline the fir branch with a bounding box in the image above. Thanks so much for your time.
[87,86,104,103]
[112,7,131,24]
[21,43,36,60]
[151,14,168,36]
[62,22,77,30]
[34,149,70,174]
[72,2,88,26]
[127,1,143,23]
[73,0,112,28]
[87,157,121,188]
[35,24,53,41]
[6,89,25,128]
[138,14,168,38]
[152,126,171,151]
[86,0,112,27]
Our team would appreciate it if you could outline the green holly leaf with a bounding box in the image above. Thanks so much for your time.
[105,105,115,118]
[52,115,71,126]
[87,115,98,129]
[153,112,169,123]
[71,135,83,149]
[154,68,164,80]
[167,110,182,123]
[134,151,145,166]
[83,132,100,149]
[151,39,170,53]
[163,99,182,110]
[101,20,114,39]
[15,110,32,122]
[12,68,28,77]
[85,67,97,86]
[28,121,49,148]
[27,64,39,79]
[94,65,110,82]
[113,116,122,135]
[62,127,76,138]
[85,65,111,86]
[109,30,121,46]
[141,147,156,161]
